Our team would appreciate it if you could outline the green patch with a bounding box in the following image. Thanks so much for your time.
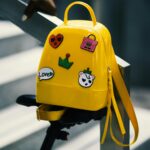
[58,53,73,69]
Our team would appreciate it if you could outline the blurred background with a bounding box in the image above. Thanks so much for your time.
[0,0,150,150]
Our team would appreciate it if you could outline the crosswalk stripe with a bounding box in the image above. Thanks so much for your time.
[38,13,63,26]
[116,55,130,68]
[55,107,150,150]
[0,21,23,39]
[57,123,100,150]
[0,47,42,85]
[0,104,48,148]
[0,104,149,149]
[131,107,150,150]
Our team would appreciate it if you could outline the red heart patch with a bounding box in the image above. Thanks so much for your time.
[49,34,63,48]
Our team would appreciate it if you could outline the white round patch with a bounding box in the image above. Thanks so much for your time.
[78,72,95,88]
[38,68,54,80]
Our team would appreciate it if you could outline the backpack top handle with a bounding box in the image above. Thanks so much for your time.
[64,1,97,26]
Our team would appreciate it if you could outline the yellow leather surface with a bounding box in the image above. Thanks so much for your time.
[36,3,108,110]
[36,1,139,146]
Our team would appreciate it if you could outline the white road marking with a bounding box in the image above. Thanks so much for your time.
[56,123,100,150]
[56,107,150,150]
[116,55,130,68]
[131,107,150,150]
[0,104,48,148]
[39,13,63,26]
[0,21,23,39]
[0,105,149,149]
[0,47,42,85]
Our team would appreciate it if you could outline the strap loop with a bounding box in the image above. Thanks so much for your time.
[37,105,65,121]
[101,48,139,146]
[110,46,139,145]
[64,1,97,26]
[101,68,126,145]
[100,28,139,146]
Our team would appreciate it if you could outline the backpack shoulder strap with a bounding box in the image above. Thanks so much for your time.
[99,27,138,145]
[109,44,139,145]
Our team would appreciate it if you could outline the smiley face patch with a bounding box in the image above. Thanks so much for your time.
[78,68,95,88]
[49,34,63,48]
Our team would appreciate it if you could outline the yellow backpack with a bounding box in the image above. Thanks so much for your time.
[36,1,139,146]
